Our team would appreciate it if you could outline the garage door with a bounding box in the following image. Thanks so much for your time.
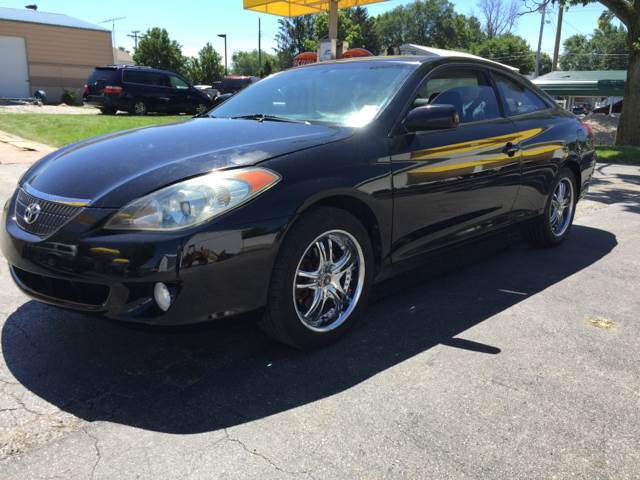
[0,36,30,98]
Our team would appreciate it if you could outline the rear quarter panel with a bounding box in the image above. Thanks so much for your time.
[510,109,586,219]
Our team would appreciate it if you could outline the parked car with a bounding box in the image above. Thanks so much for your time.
[218,75,259,94]
[193,85,221,100]
[83,65,213,115]
[3,54,595,349]
[571,104,589,116]
[593,99,623,114]
[212,92,233,106]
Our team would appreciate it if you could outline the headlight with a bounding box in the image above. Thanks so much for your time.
[105,167,280,231]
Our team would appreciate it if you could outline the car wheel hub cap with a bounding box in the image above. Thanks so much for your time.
[293,230,365,333]
[549,177,574,237]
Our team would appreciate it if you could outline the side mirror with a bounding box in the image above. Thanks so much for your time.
[403,104,459,132]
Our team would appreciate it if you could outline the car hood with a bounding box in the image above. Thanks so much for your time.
[22,118,352,208]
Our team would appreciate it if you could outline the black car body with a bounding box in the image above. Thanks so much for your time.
[218,75,259,94]
[3,55,596,348]
[571,105,589,116]
[83,65,213,115]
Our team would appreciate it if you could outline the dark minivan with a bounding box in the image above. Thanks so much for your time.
[83,65,213,115]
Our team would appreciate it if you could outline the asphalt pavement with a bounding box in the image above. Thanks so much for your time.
[0,149,638,479]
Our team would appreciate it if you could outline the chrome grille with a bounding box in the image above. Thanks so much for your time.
[15,189,83,237]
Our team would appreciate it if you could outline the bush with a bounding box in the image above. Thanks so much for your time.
[61,89,79,106]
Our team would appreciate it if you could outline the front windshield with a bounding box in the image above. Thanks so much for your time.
[212,62,414,127]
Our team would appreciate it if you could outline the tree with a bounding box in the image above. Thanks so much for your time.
[375,0,485,51]
[535,0,640,146]
[472,34,537,74]
[231,50,279,76]
[348,7,382,54]
[560,34,593,70]
[314,7,382,53]
[274,15,317,69]
[184,43,224,85]
[132,28,186,74]
[261,58,274,77]
[477,0,520,38]
[560,12,628,70]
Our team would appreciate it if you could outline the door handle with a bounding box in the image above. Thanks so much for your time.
[503,142,521,157]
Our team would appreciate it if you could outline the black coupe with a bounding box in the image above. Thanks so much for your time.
[2,54,596,349]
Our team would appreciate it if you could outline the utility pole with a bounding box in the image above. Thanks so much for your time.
[534,3,546,78]
[127,30,142,49]
[552,4,564,71]
[258,18,262,76]
[218,34,228,76]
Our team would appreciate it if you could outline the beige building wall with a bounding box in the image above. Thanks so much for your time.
[0,19,113,102]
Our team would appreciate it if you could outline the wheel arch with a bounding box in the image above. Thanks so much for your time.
[562,157,582,197]
[290,191,386,276]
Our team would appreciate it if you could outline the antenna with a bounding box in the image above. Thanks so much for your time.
[100,16,126,47]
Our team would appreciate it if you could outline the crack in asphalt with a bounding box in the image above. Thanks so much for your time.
[223,428,317,479]
[83,427,102,480]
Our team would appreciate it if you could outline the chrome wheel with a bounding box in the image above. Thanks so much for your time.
[293,230,365,333]
[549,177,574,237]
[196,103,208,115]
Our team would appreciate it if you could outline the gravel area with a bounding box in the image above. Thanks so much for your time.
[0,105,100,115]
[584,113,619,146]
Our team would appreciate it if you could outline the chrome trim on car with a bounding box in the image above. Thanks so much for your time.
[23,183,91,207]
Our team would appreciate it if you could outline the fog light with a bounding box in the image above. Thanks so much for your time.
[154,282,172,312]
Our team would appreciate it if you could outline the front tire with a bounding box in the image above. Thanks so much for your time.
[525,167,577,247]
[261,207,374,349]
[194,103,208,115]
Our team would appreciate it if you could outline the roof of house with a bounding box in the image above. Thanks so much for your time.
[533,70,626,96]
[113,48,135,65]
[0,6,109,32]
[534,70,627,82]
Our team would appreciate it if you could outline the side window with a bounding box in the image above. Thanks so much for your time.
[169,76,189,90]
[413,69,501,124]
[148,74,169,87]
[493,73,549,116]
[122,71,168,86]
[122,71,145,84]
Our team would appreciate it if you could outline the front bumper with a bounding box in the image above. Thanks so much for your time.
[2,191,289,325]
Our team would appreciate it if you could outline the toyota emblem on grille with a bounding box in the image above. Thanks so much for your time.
[23,202,41,224]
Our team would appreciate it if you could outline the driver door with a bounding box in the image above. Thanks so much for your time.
[167,75,191,113]
[391,66,521,262]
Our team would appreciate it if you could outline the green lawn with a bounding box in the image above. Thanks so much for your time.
[596,145,640,165]
[0,114,188,148]
[4,114,640,167]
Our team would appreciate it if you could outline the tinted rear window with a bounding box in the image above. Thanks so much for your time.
[87,68,120,84]
[222,78,251,90]
[122,71,168,86]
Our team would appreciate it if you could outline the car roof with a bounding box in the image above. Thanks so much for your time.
[95,65,178,76]
[300,51,519,73]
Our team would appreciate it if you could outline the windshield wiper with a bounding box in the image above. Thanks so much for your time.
[230,114,309,124]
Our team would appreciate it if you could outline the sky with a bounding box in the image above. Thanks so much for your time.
[1,0,610,61]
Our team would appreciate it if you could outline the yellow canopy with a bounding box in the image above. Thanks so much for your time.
[243,0,387,17]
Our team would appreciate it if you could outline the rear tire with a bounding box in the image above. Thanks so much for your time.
[525,167,577,247]
[260,207,374,349]
[131,100,148,116]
